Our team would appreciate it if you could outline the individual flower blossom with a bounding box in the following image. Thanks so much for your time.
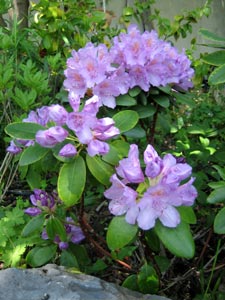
[104,174,138,216]
[66,96,119,156]
[48,104,68,125]
[65,217,85,244]
[36,126,68,148]
[116,144,144,183]
[6,140,22,154]
[105,144,198,231]
[24,189,56,216]
[59,143,77,158]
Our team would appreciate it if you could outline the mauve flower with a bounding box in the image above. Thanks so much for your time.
[6,141,22,154]
[24,207,42,216]
[36,126,68,148]
[104,174,138,216]
[116,144,144,183]
[59,143,77,158]
[48,104,68,125]
[105,144,198,230]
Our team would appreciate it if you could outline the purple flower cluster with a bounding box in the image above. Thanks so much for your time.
[104,144,197,230]
[64,24,194,109]
[24,189,57,216]
[7,96,119,157]
[25,189,85,250]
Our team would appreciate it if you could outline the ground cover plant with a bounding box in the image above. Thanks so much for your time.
[1,1,225,300]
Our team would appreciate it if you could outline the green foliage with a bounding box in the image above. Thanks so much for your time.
[0,198,41,267]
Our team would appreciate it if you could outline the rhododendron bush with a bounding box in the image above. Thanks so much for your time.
[5,24,198,292]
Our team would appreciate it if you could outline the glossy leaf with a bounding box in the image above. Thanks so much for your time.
[207,187,225,204]
[154,221,195,258]
[133,104,156,119]
[46,217,67,241]
[208,64,225,85]
[58,156,86,206]
[21,214,45,237]
[153,95,170,108]
[86,155,114,186]
[113,110,139,133]
[5,122,45,139]
[214,207,225,234]
[106,216,138,250]
[116,94,137,106]
[202,51,225,66]
[26,245,57,267]
[19,143,49,166]
[177,206,197,224]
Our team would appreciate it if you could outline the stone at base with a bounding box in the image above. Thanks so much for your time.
[0,264,172,300]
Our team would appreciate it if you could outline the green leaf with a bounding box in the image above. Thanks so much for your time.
[213,165,225,180]
[22,214,45,237]
[124,125,146,139]
[153,95,170,108]
[110,140,130,158]
[102,145,121,166]
[129,86,141,97]
[207,187,225,204]
[199,28,225,43]
[19,143,49,166]
[116,94,137,106]
[58,156,86,206]
[133,104,156,119]
[26,245,57,267]
[106,216,138,250]
[202,51,225,66]
[60,251,79,268]
[113,110,139,133]
[137,263,159,294]
[86,155,114,186]
[208,64,225,85]
[214,207,225,234]
[5,122,45,139]
[46,217,67,241]
[122,275,139,291]
[154,221,195,258]
[177,206,197,224]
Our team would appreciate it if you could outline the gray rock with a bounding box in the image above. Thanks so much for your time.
[0,264,171,300]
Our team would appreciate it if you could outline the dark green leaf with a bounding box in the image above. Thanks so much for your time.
[202,51,225,66]
[86,155,114,186]
[154,221,195,258]
[208,64,225,85]
[26,245,57,267]
[153,95,170,108]
[207,187,225,204]
[5,122,45,139]
[133,104,156,119]
[58,156,86,206]
[214,207,225,234]
[116,94,137,106]
[22,214,45,237]
[19,143,49,166]
[122,275,139,291]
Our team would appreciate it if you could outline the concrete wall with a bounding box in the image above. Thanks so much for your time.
[96,0,225,57]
